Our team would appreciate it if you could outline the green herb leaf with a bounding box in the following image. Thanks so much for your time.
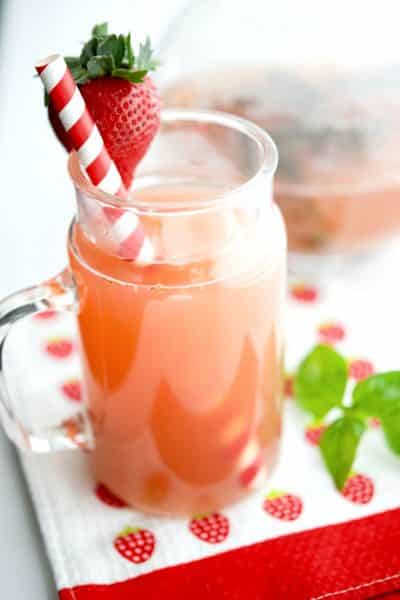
[294,344,348,419]
[111,68,147,83]
[92,22,108,38]
[380,413,400,455]
[87,55,115,78]
[136,36,158,71]
[320,416,366,489]
[80,37,98,67]
[353,372,400,417]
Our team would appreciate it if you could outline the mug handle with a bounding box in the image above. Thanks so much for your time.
[0,268,93,452]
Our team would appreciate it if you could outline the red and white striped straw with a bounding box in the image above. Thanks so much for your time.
[35,54,154,264]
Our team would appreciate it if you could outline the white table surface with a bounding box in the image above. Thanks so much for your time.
[0,1,183,597]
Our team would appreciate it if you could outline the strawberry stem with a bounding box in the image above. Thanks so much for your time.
[117,526,140,537]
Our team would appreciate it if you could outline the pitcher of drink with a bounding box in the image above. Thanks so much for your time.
[0,109,286,515]
[161,0,400,276]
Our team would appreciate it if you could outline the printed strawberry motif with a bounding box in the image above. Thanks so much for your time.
[48,23,160,189]
[45,337,74,359]
[341,473,374,504]
[114,526,155,563]
[189,513,229,544]
[263,490,303,521]
[290,283,318,303]
[61,379,82,402]
[95,483,127,508]
[317,322,345,345]
[305,422,327,446]
[35,310,57,320]
[284,374,294,398]
[348,359,374,381]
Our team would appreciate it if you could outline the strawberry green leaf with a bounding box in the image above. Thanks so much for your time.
[92,22,108,38]
[65,56,81,68]
[87,55,115,79]
[80,38,98,67]
[112,68,147,83]
[136,36,159,71]
[353,372,400,417]
[381,413,400,455]
[124,32,135,68]
[97,34,124,68]
[320,416,366,490]
[294,344,348,419]
[46,23,158,88]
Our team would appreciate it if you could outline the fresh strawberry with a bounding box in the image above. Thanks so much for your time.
[317,322,345,345]
[47,23,161,188]
[348,359,374,381]
[290,283,318,303]
[114,526,155,563]
[35,310,57,320]
[305,422,327,446]
[45,337,74,358]
[189,513,229,544]
[61,378,82,402]
[95,482,127,508]
[263,490,303,521]
[341,473,374,504]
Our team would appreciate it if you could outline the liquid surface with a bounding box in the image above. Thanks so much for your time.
[69,183,286,515]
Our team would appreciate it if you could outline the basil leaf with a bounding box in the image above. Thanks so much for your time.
[381,413,400,455]
[111,68,147,83]
[320,416,366,489]
[353,372,400,417]
[294,344,348,418]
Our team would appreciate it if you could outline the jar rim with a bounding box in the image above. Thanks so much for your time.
[68,108,278,216]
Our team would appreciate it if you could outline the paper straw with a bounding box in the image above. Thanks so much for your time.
[35,54,154,264]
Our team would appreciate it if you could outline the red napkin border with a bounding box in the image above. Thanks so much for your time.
[60,507,400,600]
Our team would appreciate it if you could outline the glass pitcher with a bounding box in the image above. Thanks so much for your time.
[159,0,400,276]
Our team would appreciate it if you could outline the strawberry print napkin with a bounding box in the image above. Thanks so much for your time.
[13,244,400,600]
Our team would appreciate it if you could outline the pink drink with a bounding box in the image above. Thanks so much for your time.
[69,179,286,515]
[164,66,400,258]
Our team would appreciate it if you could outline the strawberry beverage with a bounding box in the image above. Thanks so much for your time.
[68,123,286,514]
[164,66,400,268]
[0,24,286,517]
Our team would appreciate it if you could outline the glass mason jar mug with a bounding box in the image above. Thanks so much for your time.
[0,110,286,516]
